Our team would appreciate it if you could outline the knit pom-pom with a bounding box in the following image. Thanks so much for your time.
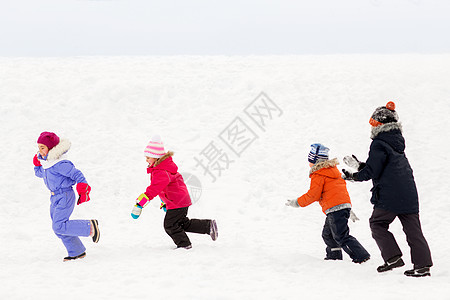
[386,101,396,111]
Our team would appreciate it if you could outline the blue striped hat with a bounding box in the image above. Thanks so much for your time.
[308,143,330,164]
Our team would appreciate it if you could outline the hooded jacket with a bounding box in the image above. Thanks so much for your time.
[144,153,192,210]
[297,158,352,214]
[34,139,87,192]
[354,123,419,214]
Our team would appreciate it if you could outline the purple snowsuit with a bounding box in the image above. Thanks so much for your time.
[34,139,91,257]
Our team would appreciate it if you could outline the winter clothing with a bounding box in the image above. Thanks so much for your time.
[76,182,91,205]
[370,208,432,269]
[345,102,432,272]
[136,147,217,248]
[34,135,94,258]
[308,143,330,164]
[131,204,143,219]
[33,154,42,167]
[285,199,300,208]
[369,101,398,127]
[34,139,87,192]
[353,123,419,214]
[293,155,370,263]
[144,152,192,210]
[297,159,351,214]
[404,266,431,277]
[144,134,165,158]
[377,255,405,272]
[322,208,370,263]
[164,207,212,248]
[210,219,218,241]
[343,155,365,171]
[63,252,86,262]
[91,219,100,243]
[37,131,60,150]
[136,193,150,207]
[49,187,90,257]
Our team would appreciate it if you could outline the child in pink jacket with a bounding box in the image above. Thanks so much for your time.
[132,135,218,249]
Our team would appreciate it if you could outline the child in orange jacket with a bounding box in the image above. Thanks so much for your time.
[286,143,370,263]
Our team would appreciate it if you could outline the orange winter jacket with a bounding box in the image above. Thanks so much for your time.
[297,158,351,214]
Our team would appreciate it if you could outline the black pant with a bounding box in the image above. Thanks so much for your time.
[322,209,370,262]
[164,207,211,247]
[369,208,433,268]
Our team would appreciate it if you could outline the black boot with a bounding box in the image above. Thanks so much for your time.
[91,219,100,243]
[63,252,86,262]
[404,266,431,277]
[377,255,405,272]
[210,220,218,241]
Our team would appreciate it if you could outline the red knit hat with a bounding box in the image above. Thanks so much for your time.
[37,132,60,150]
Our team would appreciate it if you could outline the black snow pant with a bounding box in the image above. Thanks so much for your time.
[369,208,433,268]
[322,208,370,262]
[164,207,211,247]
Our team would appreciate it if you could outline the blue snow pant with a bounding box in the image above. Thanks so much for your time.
[322,208,370,262]
[49,188,91,257]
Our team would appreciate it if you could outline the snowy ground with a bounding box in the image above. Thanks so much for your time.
[1,55,450,300]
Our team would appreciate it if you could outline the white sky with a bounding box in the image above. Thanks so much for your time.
[1,0,449,56]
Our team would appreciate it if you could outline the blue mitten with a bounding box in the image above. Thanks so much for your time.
[131,204,143,219]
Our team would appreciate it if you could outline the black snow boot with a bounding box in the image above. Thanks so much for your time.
[404,266,431,277]
[91,219,100,243]
[377,255,405,273]
[63,252,86,262]
[210,220,218,241]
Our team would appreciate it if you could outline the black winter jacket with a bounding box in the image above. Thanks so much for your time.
[355,123,419,214]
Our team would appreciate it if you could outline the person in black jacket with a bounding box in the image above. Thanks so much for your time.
[342,101,432,277]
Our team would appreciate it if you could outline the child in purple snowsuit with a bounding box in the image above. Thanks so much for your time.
[33,132,100,261]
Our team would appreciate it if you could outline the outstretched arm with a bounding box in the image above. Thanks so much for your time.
[297,175,324,207]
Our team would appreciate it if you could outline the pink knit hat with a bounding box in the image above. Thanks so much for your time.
[144,134,165,158]
[37,132,60,150]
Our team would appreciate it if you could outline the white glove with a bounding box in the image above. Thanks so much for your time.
[344,155,366,171]
[343,155,361,170]
[285,199,299,208]
[349,209,360,222]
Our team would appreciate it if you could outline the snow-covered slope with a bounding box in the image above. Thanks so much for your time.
[1,55,449,300]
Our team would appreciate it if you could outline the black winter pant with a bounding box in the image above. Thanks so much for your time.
[369,208,433,268]
[164,207,211,247]
[322,208,370,262]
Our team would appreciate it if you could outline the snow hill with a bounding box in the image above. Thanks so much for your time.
[1,55,449,300]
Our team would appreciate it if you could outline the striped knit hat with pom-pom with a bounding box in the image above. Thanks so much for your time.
[144,134,166,158]
[308,143,330,164]
[369,101,399,127]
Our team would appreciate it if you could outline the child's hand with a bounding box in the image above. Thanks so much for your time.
[131,204,143,219]
[76,182,91,205]
[33,154,42,167]
[285,199,300,208]
[350,209,360,222]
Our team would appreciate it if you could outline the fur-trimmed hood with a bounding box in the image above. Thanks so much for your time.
[371,122,405,154]
[310,158,339,175]
[371,122,402,139]
[39,138,71,169]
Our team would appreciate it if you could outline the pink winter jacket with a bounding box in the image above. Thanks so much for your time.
[144,155,192,210]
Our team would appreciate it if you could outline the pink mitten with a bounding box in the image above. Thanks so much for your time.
[76,182,91,205]
[33,154,42,167]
